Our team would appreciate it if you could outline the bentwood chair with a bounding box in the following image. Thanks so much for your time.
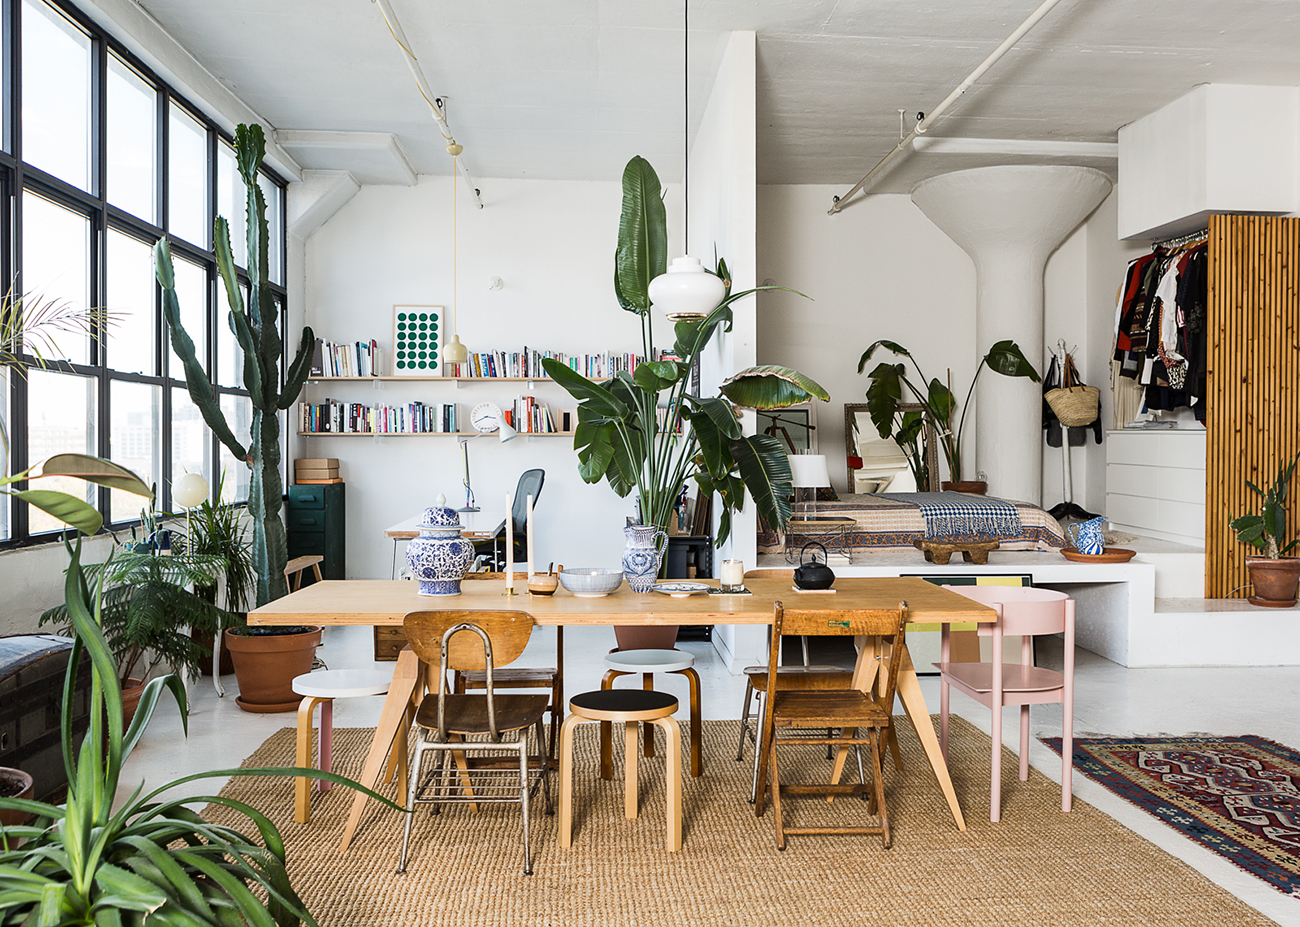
[935,585,1075,823]
[755,601,907,850]
[397,610,552,877]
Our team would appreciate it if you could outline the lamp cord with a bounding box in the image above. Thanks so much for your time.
[453,155,458,349]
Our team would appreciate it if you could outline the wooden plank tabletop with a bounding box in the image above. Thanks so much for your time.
[247,575,994,627]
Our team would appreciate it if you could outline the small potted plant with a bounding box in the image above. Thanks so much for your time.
[1231,453,1300,606]
[183,472,255,675]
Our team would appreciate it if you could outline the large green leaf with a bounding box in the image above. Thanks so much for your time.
[575,421,617,483]
[864,362,905,438]
[926,378,956,429]
[686,409,730,478]
[718,365,830,409]
[4,489,101,535]
[857,339,912,374]
[983,339,1041,382]
[684,395,743,441]
[40,454,154,498]
[730,434,793,531]
[631,360,683,394]
[542,359,632,422]
[614,156,667,314]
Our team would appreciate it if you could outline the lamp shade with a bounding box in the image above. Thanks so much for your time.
[498,419,518,442]
[647,256,725,321]
[173,472,209,509]
[443,333,468,363]
[788,454,830,489]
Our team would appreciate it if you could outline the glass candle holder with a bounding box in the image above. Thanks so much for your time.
[720,558,745,592]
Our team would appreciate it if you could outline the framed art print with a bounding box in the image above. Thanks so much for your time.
[392,305,443,375]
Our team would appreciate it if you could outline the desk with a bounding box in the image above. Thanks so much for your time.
[249,576,994,850]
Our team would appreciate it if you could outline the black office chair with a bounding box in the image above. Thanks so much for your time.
[474,469,544,570]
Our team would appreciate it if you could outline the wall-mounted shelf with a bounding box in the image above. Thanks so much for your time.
[305,376,610,383]
[298,431,576,438]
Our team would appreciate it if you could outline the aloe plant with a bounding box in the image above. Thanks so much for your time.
[544,157,829,544]
[154,124,315,606]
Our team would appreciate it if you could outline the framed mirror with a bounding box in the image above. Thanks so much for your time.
[844,402,940,493]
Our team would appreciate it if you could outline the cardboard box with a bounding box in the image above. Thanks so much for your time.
[295,468,340,481]
[294,458,339,470]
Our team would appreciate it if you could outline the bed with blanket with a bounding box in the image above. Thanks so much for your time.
[757,491,1067,556]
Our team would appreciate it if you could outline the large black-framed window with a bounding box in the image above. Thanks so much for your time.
[1,0,288,547]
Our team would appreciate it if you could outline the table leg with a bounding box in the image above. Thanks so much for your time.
[894,644,966,832]
[339,647,422,853]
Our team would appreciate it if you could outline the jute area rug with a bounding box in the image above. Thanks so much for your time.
[1043,733,1300,897]
[205,718,1279,927]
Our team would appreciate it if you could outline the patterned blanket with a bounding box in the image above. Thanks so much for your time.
[886,492,1022,540]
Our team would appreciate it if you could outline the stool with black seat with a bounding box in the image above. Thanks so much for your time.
[599,648,701,779]
[559,688,683,851]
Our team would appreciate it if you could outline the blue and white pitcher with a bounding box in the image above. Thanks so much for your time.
[1066,516,1106,556]
[622,524,668,593]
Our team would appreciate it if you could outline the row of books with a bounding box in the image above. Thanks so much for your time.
[310,339,384,378]
[503,396,572,434]
[446,349,647,380]
[299,400,459,435]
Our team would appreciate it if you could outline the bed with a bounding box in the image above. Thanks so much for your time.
[758,491,1068,556]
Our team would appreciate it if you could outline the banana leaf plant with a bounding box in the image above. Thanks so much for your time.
[1231,453,1298,560]
[857,339,1041,484]
[544,156,829,545]
[155,124,315,606]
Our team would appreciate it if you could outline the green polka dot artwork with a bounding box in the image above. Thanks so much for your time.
[392,306,442,377]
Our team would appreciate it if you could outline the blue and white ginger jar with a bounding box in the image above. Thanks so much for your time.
[406,505,474,596]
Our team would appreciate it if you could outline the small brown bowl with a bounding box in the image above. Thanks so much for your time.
[527,575,559,596]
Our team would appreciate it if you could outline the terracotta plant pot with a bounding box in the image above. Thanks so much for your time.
[1246,556,1300,606]
[121,678,146,729]
[224,627,322,713]
[941,481,988,495]
[0,767,34,828]
[613,625,679,651]
[190,627,236,676]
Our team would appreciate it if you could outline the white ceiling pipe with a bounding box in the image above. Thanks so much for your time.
[827,0,1069,216]
[372,0,484,208]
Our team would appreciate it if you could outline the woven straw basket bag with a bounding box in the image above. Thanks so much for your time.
[1045,354,1099,427]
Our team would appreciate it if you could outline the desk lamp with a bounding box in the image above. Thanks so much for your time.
[459,401,518,512]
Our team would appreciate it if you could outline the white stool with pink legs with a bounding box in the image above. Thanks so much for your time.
[292,669,395,823]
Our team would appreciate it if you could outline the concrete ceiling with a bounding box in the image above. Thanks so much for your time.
[137,0,1300,193]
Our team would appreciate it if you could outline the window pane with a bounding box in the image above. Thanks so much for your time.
[218,393,251,503]
[171,386,211,498]
[22,0,92,190]
[169,257,207,378]
[107,57,157,222]
[168,105,208,247]
[106,230,155,375]
[27,370,96,534]
[217,142,246,268]
[110,380,160,522]
[216,283,247,388]
[257,173,283,284]
[22,192,90,365]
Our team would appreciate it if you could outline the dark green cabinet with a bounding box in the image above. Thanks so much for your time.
[286,483,345,582]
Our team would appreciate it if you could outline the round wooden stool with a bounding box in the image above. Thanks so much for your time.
[559,689,683,852]
[292,668,394,823]
[600,649,702,778]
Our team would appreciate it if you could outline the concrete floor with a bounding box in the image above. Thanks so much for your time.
[121,625,1300,927]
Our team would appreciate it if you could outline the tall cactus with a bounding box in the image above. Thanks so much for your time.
[154,124,314,606]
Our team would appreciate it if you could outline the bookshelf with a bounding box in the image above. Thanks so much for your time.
[298,431,576,438]
[305,376,611,384]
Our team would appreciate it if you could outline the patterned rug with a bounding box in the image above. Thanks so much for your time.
[1042,733,1300,897]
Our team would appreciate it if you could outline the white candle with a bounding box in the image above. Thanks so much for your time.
[721,559,744,588]
[504,492,514,590]
[526,494,535,580]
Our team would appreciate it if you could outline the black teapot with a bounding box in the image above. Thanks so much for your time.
[793,542,835,590]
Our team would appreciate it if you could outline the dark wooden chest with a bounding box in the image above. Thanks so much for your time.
[0,634,92,803]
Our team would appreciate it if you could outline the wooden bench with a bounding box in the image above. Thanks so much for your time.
[285,555,325,591]
[913,538,1000,565]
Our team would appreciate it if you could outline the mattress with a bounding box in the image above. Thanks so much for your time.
[758,492,1067,555]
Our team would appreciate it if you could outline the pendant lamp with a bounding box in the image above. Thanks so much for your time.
[648,0,724,323]
[443,142,469,364]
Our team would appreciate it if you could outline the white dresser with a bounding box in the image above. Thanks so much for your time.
[1104,429,1206,545]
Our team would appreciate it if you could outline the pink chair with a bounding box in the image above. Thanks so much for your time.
[934,585,1074,823]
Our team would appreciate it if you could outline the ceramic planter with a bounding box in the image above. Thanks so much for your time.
[0,767,34,828]
[121,677,146,729]
[1246,556,1300,607]
[225,627,322,713]
[406,505,474,596]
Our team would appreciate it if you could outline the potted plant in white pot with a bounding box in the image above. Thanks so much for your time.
[1231,453,1300,606]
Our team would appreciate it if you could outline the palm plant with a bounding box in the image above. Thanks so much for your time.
[155,124,315,607]
[185,471,256,617]
[544,156,828,544]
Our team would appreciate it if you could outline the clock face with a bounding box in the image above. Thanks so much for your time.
[470,401,502,433]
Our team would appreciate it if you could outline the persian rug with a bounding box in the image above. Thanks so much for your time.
[1043,733,1300,897]
[201,719,1277,927]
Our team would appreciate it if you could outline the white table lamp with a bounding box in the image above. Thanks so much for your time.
[788,454,830,518]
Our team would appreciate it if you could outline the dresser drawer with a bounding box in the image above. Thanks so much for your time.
[373,626,408,662]
[287,531,326,556]
[287,509,327,532]
[287,485,327,510]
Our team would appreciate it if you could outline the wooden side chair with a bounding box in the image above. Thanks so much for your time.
[755,601,907,850]
[396,610,552,877]
[935,584,1075,822]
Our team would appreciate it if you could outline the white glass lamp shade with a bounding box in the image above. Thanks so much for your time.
[443,333,468,363]
[498,419,518,442]
[173,472,209,509]
[647,256,726,321]
[788,454,830,489]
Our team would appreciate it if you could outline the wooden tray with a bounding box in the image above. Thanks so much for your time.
[1060,547,1136,563]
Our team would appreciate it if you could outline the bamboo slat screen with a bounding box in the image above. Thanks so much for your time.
[1206,214,1300,597]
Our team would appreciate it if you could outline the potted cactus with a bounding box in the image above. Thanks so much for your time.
[1231,453,1300,606]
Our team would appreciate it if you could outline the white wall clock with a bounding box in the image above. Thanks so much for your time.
[470,401,503,433]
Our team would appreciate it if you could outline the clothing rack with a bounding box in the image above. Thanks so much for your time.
[1152,228,1209,249]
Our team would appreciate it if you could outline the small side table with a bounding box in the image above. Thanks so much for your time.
[784,516,856,564]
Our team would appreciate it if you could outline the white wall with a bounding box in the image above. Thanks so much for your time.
[303,174,681,580]
[0,535,114,635]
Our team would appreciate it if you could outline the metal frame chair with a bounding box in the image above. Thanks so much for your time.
[397,610,552,876]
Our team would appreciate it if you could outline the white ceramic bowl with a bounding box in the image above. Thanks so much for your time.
[557,568,624,597]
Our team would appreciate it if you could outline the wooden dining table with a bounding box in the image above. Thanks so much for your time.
[248,574,996,851]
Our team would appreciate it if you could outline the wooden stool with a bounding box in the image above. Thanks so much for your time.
[285,555,324,591]
[913,538,1000,565]
[559,689,683,852]
[292,669,395,823]
[600,649,702,778]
